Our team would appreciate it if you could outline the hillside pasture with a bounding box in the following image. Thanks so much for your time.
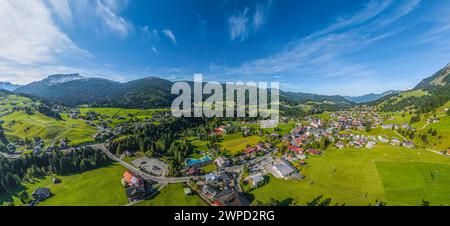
[250,144,450,206]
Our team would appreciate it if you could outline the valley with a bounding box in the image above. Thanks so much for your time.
[1,62,450,207]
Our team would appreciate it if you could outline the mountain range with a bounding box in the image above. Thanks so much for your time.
[0,81,21,91]
[343,90,401,103]
[9,62,450,110]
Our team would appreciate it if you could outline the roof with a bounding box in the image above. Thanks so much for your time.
[123,171,142,185]
[250,174,265,183]
[214,190,250,206]
[273,164,294,177]
[32,187,51,196]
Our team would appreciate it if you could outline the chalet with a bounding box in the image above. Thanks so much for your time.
[378,136,389,143]
[205,173,220,183]
[121,171,146,200]
[269,133,280,139]
[335,141,345,149]
[365,141,376,149]
[32,187,51,201]
[201,185,219,200]
[391,138,401,146]
[186,167,201,176]
[244,146,260,154]
[214,125,227,135]
[307,149,322,156]
[215,156,230,169]
[249,173,265,188]
[402,140,415,149]
[213,190,251,206]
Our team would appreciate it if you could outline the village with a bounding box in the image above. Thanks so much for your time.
[112,108,430,206]
[2,103,449,206]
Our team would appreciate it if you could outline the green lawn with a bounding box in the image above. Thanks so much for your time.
[79,108,168,126]
[0,163,129,206]
[376,161,450,206]
[250,144,450,206]
[221,133,262,155]
[134,184,207,206]
[1,111,97,146]
[201,163,217,173]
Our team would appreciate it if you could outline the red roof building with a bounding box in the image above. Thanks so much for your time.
[307,149,322,156]
[123,171,144,186]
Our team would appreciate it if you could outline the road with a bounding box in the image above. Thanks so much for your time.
[89,144,197,183]
[89,143,272,184]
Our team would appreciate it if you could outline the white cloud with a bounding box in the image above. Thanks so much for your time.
[228,8,250,41]
[95,0,131,38]
[46,0,73,27]
[162,29,177,45]
[253,0,272,31]
[0,0,92,84]
[228,1,272,41]
[152,47,159,55]
[0,1,91,65]
[219,0,420,86]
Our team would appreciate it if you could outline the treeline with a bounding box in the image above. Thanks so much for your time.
[377,85,450,114]
[0,147,110,195]
[108,117,209,175]
[37,106,62,120]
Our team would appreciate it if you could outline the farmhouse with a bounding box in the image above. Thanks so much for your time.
[307,149,322,156]
[212,190,251,206]
[205,173,220,183]
[335,141,345,149]
[201,185,219,200]
[121,171,146,200]
[249,173,265,188]
[32,187,51,201]
[214,156,230,169]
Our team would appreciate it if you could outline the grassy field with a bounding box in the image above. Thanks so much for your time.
[0,94,34,116]
[220,133,262,155]
[250,144,450,206]
[0,163,129,206]
[79,108,168,126]
[1,111,97,146]
[134,184,207,206]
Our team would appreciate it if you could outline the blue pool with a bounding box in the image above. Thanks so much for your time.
[185,155,212,167]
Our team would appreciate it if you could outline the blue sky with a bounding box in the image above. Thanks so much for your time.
[1,0,450,95]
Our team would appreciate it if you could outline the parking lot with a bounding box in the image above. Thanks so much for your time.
[131,157,169,177]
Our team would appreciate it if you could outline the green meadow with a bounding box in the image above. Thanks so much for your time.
[2,111,97,146]
[250,144,450,206]
[0,163,129,206]
[79,107,169,126]
[134,183,207,206]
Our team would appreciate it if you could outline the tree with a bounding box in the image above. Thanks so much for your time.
[18,191,30,205]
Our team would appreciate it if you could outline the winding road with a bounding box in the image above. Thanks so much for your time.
[89,144,197,183]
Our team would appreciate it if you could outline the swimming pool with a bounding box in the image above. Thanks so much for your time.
[185,155,212,167]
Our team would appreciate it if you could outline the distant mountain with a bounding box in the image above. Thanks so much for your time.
[16,74,174,108]
[344,90,401,103]
[0,81,21,91]
[415,63,450,89]
[16,74,84,95]
[16,74,357,110]
[370,62,450,113]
